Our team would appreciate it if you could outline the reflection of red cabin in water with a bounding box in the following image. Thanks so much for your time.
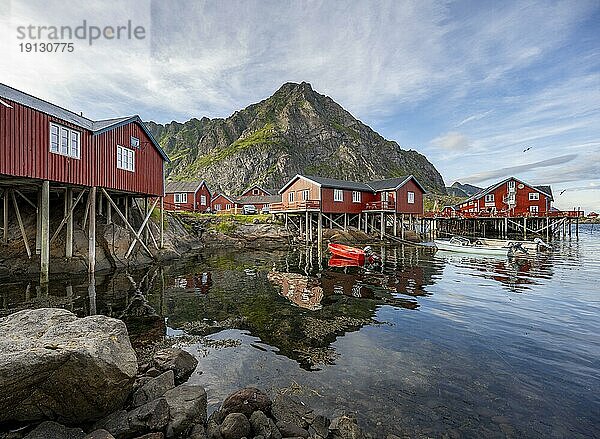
[164,181,211,212]
[456,177,553,216]
[173,272,212,294]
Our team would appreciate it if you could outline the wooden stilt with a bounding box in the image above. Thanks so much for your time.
[107,198,112,225]
[35,190,42,255]
[102,189,154,258]
[128,197,160,257]
[40,181,50,283]
[380,211,384,239]
[50,189,86,244]
[318,212,323,250]
[11,190,31,258]
[305,211,309,244]
[393,212,397,236]
[66,188,73,258]
[160,197,164,249]
[2,190,8,244]
[88,187,96,273]
[343,213,347,231]
[144,197,149,244]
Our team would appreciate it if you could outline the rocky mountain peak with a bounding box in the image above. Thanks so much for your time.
[147,83,446,195]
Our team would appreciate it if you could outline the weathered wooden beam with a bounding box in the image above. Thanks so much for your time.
[66,188,74,258]
[50,189,86,244]
[133,198,159,251]
[160,197,164,249]
[2,190,8,244]
[124,197,159,257]
[35,190,42,255]
[40,181,50,284]
[88,187,96,273]
[101,188,153,258]
[15,190,37,210]
[11,190,31,258]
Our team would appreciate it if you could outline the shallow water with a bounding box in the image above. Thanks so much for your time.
[1,225,599,438]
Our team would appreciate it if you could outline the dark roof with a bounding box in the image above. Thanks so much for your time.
[264,188,279,195]
[165,181,205,193]
[303,175,372,191]
[0,83,169,162]
[535,185,553,200]
[367,177,409,191]
[232,195,281,204]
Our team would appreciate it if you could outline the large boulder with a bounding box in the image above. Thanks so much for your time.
[151,348,198,385]
[0,308,138,424]
[131,371,175,408]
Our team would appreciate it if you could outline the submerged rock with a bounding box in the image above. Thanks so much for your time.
[270,395,312,430]
[23,421,85,439]
[151,348,198,385]
[329,414,365,439]
[0,308,137,424]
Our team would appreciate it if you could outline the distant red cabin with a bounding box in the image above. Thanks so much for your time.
[456,177,553,216]
[164,180,211,212]
[0,83,169,196]
[211,194,237,213]
[272,175,425,215]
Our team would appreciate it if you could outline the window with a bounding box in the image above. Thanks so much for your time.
[253,189,259,195]
[530,205,539,214]
[215,204,221,211]
[225,203,231,210]
[485,194,495,202]
[352,191,361,203]
[334,189,343,202]
[50,123,80,159]
[200,195,207,206]
[288,192,295,203]
[407,191,415,204]
[174,193,187,204]
[301,189,309,201]
[529,192,539,200]
[117,145,135,172]
[508,180,516,190]
[131,136,140,148]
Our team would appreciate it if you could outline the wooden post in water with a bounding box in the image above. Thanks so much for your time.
[40,180,50,284]
[66,187,73,259]
[35,190,42,255]
[160,197,164,249]
[523,217,527,240]
[317,212,323,250]
[380,211,384,239]
[2,190,8,244]
[88,187,96,274]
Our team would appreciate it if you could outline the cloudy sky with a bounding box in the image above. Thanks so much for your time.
[1,0,598,211]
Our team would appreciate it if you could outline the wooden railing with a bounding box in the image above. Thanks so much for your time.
[423,210,584,218]
[269,200,321,212]
[364,201,396,211]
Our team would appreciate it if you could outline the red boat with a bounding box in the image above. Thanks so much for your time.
[328,256,362,267]
[328,243,366,263]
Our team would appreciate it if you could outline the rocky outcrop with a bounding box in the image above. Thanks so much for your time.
[148,82,446,194]
[0,309,137,425]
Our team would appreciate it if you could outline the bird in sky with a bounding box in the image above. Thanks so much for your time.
[523,146,532,152]
[560,189,567,195]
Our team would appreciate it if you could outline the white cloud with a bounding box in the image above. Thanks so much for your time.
[430,132,471,151]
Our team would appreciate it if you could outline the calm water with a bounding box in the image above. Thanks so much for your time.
[1,225,599,438]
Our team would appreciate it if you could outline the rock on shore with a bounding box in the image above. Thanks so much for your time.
[0,308,138,424]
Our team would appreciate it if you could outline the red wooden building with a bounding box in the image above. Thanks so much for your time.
[164,180,211,212]
[0,83,169,279]
[240,185,276,198]
[211,194,236,213]
[272,174,425,215]
[455,177,553,216]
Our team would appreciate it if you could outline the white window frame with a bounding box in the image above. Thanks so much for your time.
[130,136,140,148]
[225,203,232,210]
[529,205,539,214]
[253,188,260,195]
[334,189,344,202]
[301,189,309,201]
[508,180,516,190]
[529,192,539,200]
[352,191,361,203]
[50,122,80,159]
[174,193,187,204]
[288,192,295,203]
[485,194,495,202]
[407,191,415,204]
[200,195,207,206]
[117,145,135,172]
